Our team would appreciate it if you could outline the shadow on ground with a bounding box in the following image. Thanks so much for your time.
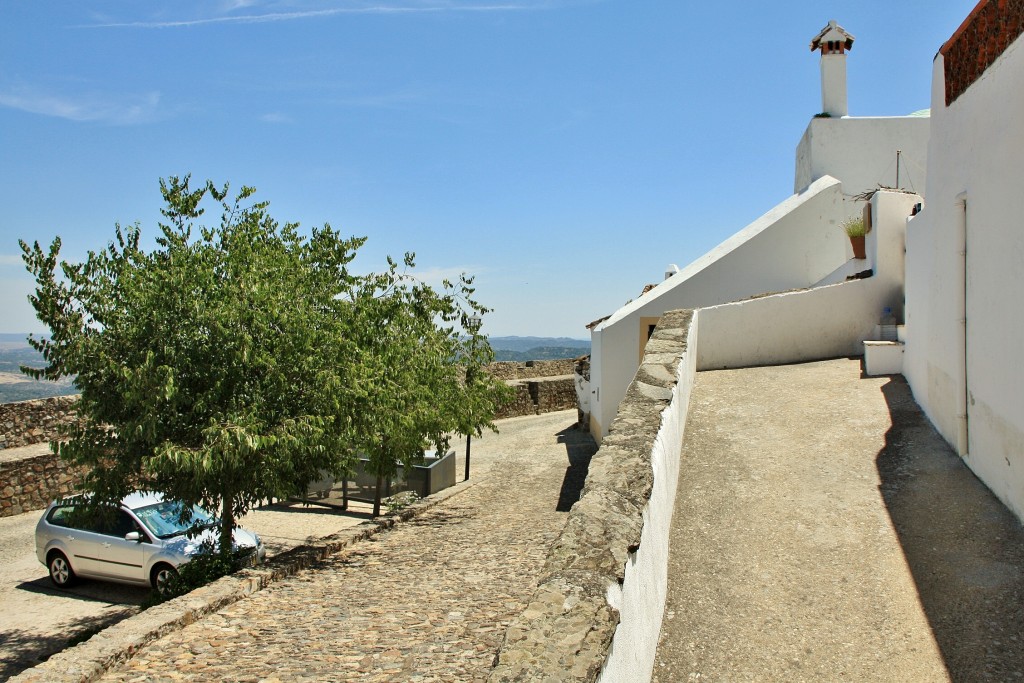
[555,424,598,512]
[15,575,147,605]
[877,376,1024,681]
[0,600,141,680]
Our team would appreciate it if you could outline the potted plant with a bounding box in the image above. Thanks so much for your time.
[842,215,868,259]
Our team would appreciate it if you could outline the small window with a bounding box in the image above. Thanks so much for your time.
[47,505,75,528]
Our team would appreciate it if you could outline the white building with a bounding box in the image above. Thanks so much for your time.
[587,20,929,441]
[903,2,1024,521]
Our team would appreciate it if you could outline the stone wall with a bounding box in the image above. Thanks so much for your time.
[0,396,84,517]
[941,0,1024,105]
[495,383,536,420]
[489,309,696,682]
[0,449,84,517]
[485,359,580,381]
[0,395,79,450]
[532,377,577,414]
[495,377,578,420]
[487,358,583,420]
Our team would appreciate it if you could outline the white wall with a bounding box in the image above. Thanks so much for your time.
[904,39,1024,522]
[794,116,930,197]
[589,176,854,439]
[599,315,697,683]
[698,191,918,370]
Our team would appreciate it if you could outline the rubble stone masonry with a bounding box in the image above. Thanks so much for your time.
[0,395,79,450]
[0,448,84,517]
[941,0,1024,105]
[0,396,84,516]
[484,358,579,381]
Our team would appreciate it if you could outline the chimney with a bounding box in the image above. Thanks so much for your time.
[810,20,855,117]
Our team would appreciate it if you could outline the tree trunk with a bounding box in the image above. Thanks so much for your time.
[373,473,383,518]
[220,490,234,560]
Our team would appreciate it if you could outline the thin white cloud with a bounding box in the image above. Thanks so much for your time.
[0,255,24,267]
[85,2,543,28]
[260,112,292,123]
[0,88,161,125]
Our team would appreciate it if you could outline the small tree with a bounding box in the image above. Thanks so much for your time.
[348,256,510,516]
[20,177,365,554]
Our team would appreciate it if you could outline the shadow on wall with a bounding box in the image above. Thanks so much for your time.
[876,377,1024,681]
[554,425,598,513]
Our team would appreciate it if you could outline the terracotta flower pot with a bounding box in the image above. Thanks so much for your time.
[849,235,866,259]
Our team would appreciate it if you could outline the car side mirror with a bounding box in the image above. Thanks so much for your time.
[125,531,142,542]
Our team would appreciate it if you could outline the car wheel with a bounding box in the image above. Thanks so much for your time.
[151,563,179,594]
[48,551,76,588]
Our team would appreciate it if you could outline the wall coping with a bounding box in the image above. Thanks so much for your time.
[488,309,694,682]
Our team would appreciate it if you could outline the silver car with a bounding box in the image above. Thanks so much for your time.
[35,492,265,591]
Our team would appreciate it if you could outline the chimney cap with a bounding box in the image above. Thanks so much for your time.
[810,19,855,52]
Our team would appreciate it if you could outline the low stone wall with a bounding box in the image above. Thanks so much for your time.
[486,359,580,381]
[495,377,577,420]
[496,384,536,420]
[532,376,577,413]
[489,309,696,682]
[0,448,84,517]
[0,396,79,450]
[0,396,84,516]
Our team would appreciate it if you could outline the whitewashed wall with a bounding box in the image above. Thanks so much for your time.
[590,176,850,439]
[599,314,698,683]
[697,191,918,370]
[903,40,1024,522]
[794,116,930,196]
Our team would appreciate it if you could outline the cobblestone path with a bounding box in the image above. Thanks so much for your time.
[100,420,595,682]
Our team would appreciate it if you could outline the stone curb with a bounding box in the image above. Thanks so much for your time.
[9,477,479,683]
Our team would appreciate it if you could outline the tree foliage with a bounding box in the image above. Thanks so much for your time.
[20,176,507,551]
[347,256,512,515]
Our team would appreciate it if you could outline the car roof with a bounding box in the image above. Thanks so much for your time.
[48,491,169,510]
[120,491,166,510]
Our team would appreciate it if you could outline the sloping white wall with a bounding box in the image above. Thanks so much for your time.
[590,176,852,440]
[904,40,1024,522]
[599,314,697,683]
[795,116,930,197]
[698,191,918,370]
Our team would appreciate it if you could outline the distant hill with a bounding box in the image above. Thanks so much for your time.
[493,347,590,362]
[488,336,590,362]
[0,338,77,404]
[0,332,37,351]
[488,336,590,354]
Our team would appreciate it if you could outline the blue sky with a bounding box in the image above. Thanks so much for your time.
[1,1,974,338]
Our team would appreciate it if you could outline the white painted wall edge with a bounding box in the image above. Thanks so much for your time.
[598,315,698,683]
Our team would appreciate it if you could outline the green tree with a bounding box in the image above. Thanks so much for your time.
[348,256,511,517]
[20,176,365,554]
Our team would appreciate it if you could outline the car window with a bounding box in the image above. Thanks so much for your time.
[106,510,139,538]
[48,504,133,536]
[134,501,217,539]
[46,505,76,528]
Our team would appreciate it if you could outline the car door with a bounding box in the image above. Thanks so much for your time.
[88,509,149,583]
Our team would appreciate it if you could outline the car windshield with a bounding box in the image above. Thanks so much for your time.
[133,500,217,539]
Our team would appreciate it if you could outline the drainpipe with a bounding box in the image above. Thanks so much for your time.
[955,194,968,457]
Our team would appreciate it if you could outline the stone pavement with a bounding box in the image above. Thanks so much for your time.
[96,411,596,682]
[654,359,1024,682]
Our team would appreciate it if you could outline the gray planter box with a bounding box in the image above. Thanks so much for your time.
[301,449,457,509]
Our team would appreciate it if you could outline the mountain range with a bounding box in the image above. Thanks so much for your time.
[0,334,591,403]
